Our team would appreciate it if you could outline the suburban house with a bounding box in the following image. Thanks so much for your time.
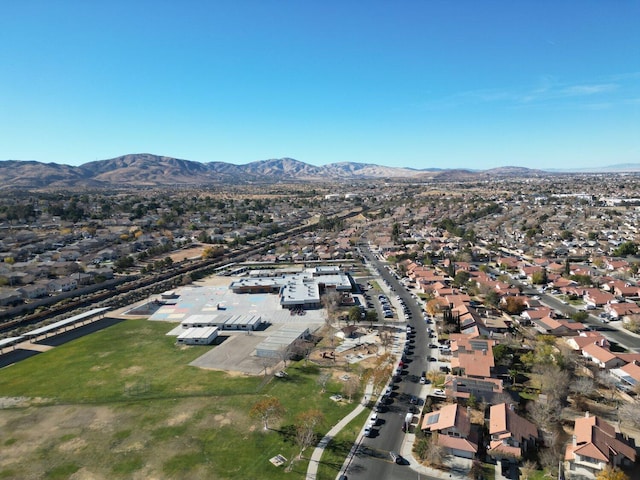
[610,361,640,392]
[583,288,615,308]
[487,403,540,460]
[564,413,636,479]
[444,375,504,403]
[531,316,572,336]
[421,403,478,459]
[581,343,626,370]
[565,332,610,352]
[604,302,640,320]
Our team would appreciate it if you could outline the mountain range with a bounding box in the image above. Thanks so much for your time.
[0,153,626,188]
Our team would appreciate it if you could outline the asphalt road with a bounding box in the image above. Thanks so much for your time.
[348,245,442,480]
[518,281,640,353]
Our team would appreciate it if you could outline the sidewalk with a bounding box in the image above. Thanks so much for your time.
[306,382,374,480]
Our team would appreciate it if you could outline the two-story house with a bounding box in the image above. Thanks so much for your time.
[487,403,540,461]
[564,413,636,479]
[421,403,478,459]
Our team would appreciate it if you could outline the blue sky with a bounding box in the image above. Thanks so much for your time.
[1,1,639,170]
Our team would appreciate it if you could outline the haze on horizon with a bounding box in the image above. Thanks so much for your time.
[1,1,639,171]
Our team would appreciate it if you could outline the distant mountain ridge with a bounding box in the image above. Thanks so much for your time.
[0,153,626,188]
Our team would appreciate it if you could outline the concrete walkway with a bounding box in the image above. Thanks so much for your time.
[305,382,374,480]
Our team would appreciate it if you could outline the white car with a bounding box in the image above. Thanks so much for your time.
[433,389,445,396]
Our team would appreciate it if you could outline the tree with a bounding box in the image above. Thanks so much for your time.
[569,376,596,400]
[528,396,563,433]
[426,299,441,318]
[453,270,471,288]
[596,466,630,480]
[295,409,324,458]
[250,396,285,430]
[571,311,589,322]
[348,306,362,325]
[520,460,537,480]
[342,375,360,402]
[485,289,500,308]
[422,433,444,466]
[618,401,640,429]
[613,241,638,257]
[365,309,378,327]
[379,329,394,353]
[316,373,331,393]
[531,269,548,285]
[322,290,343,326]
[492,344,512,365]
[503,296,525,315]
[597,371,618,401]
[534,363,570,401]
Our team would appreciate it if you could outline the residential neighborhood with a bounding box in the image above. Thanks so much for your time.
[2,174,640,479]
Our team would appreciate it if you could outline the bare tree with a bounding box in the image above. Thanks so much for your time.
[362,353,393,395]
[570,375,596,398]
[322,290,343,326]
[342,375,361,402]
[317,372,331,393]
[519,460,537,480]
[278,343,293,368]
[528,397,563,434]
[538,445,561,478]
[424,433,445,466]
[379,329,394,353]
[597,371,618,402]
[492,392,516,406]
[295,409,324,458]
[534,363,570,402]
[618,401,640,429]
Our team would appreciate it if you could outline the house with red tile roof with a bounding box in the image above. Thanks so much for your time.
[581,343,626,370]
[421,403,478,459]
[564,332,610,352]
[583,288,615,307]
[443,375,503,403]
[520,307,553,321]
[610,361,640,391]
[451,346,495,378]
[496,257,520,270]
[488,403,540,460]
[553,277,578,290]
[564,413,636,479]
[604,258,631,273]
[604,302,640,319]
[602,279,637,298]
[531,316,572,336]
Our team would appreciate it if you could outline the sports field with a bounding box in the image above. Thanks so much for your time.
[0,319,355,479]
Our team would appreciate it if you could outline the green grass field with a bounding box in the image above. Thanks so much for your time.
[0,319,358,479]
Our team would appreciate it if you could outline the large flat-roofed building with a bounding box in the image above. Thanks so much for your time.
[177,326,219,345]
[255,325,310,358]
[229,267,352,309]
[180,313,264,331]
[280,277,321,309]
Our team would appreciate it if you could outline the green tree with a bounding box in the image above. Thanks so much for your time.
[453,270,471,288]
[571,311,589,322]
[348,306,363,324]
[531,269,548,285]
[613,241,638,257]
